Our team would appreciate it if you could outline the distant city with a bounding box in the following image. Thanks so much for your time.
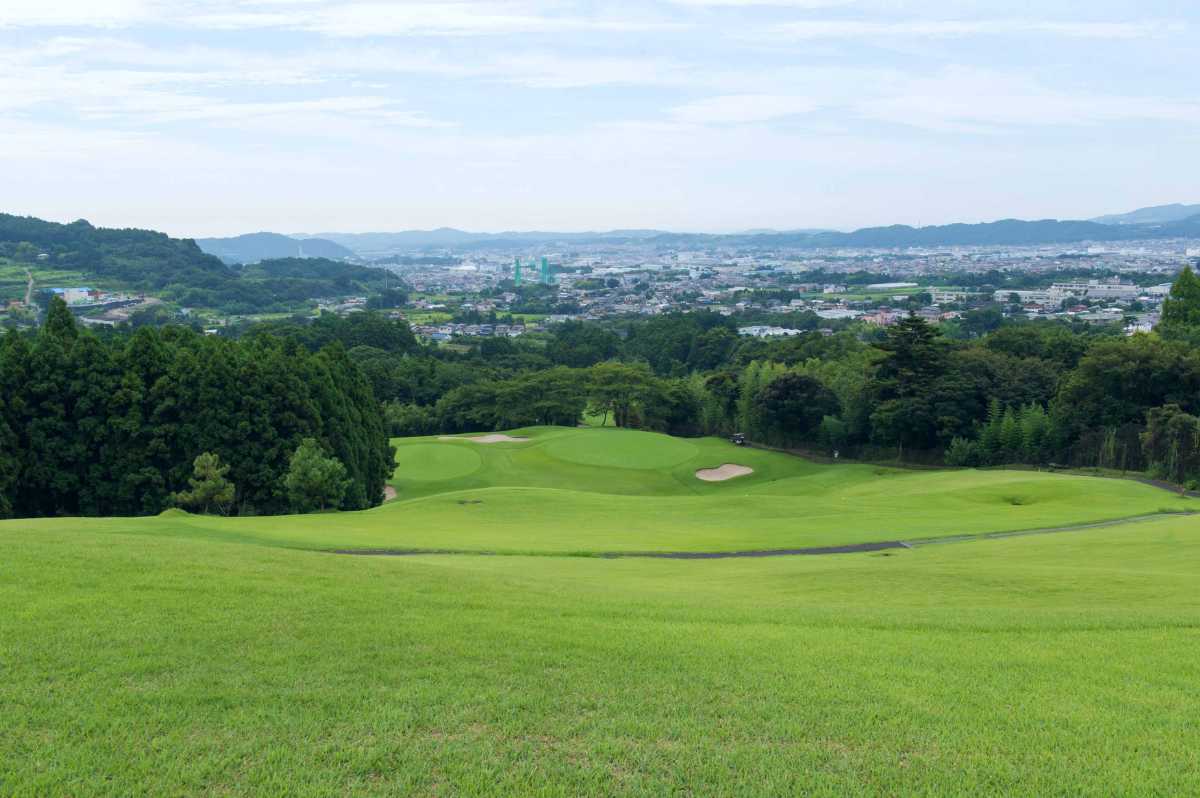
[6,204,1198,342]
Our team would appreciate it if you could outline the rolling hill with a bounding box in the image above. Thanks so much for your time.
[0,214,394,313]
[196,232,356,264]
[1092,202,1200,226]
[3,426,1199,794]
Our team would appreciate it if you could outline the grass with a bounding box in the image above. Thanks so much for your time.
[402,311,454,324]
[393,442,484,481]
[0,260,97,303]
[11,427,1182,556]
[3,426,1199,794]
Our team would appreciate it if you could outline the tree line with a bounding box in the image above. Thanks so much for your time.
[306,267,1200,487]
[0,299,393,519]
[9,265,1200,519]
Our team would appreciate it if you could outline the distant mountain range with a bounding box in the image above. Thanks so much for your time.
[291,228,672,254]
[288,209,1200,255]
[196,232,355,264]
[1091,203,1200,226]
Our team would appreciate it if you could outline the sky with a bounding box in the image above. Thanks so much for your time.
[1,0,1197,237]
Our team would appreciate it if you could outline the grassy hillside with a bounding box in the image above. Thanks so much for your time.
[7,427,1186,555]
[3,515,1199,795]
[3,427,1198,795]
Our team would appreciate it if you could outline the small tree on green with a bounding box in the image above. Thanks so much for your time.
[171,452,236,516]
[284,438,349,513]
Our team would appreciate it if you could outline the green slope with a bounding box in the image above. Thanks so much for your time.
[2,515,1199,795]
[6,427,1188,556]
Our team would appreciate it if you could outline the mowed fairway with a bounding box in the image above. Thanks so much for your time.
[3,427,1200,795]
[57,426,1190,555]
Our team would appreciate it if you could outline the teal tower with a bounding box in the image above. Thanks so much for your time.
[514,257,522,287]
[540,257,550,285]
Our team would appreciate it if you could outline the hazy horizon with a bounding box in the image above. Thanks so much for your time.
[3,0,1197,238]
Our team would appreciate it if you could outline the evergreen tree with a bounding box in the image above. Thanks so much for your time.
[172,452,236,515]
[1158,265,1200,341]
[0,398,17,518]
[284,438,350,513]
[0,319,390,519]
[43,296,78,342]
[868,315,948,454]
[23,309,81,515]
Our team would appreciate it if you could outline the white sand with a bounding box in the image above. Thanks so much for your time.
[695,464,754,482]
[383,486,398,502]
[438,434,529,444]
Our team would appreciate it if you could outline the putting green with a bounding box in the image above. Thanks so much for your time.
[543,427,699,469]
[393,443,482,481]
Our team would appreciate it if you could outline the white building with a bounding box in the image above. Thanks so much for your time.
[738,326,804,338]
[1049,280,1140,301]
[992,279,1140,305]
[993,289,1056,304]
[815,308,863,320]
[930,289,969,304]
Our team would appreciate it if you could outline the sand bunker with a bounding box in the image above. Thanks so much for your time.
[383,486,398,502]
[695,464,754,482]
[438,434,529,444]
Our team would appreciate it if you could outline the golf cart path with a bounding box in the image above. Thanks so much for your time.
[330,511,1197,559]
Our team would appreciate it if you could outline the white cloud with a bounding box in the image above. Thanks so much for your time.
[0,0,156,28]
[0,1,682,37]
[859,68,1200,132]
[187,2,681,37]
[668,0,848,6]
[1,0,1197,233]
[669,94,819,124]
[769,18,1180,40]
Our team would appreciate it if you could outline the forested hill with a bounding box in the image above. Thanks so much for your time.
[0,214,399,313]
[196,232,355,264]
[0,213,231,290]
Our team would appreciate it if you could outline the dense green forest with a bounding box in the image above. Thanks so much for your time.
[0,299,393,518]
[244,267,1200,486]
[0,214,399,313]
[7,268,1200,520]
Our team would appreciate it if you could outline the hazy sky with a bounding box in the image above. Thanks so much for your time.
[2,0,1197,237]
